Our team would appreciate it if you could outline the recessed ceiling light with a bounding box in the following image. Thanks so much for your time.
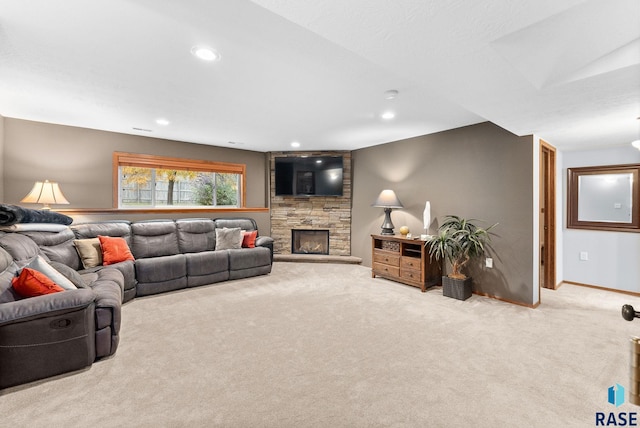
[316,159,323,164]
[191,46,221,62]
[384,89,399,100]
[291,141,301,148]
[381,111,395,120]
[155,118,170,126]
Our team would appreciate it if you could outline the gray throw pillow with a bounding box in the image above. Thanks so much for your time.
[215,227,242,250]
[26,255,77,290]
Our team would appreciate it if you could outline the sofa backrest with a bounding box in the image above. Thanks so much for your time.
[71,221,132,245]
[175,219,216,253]
[0,232,40,266]
[130,220,179,259]
[0,243,20,303]
[213,218,258,234]
[18,228,82,271]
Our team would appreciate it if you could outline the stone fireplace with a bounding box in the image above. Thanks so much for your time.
[291,229,330,255]
[270,151,351,256]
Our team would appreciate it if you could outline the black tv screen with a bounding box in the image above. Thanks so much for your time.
[275,156,344,196]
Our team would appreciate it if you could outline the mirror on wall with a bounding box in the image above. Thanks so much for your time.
[567,164,640,232]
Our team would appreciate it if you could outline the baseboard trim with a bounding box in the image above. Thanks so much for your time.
[472,290,539,309]
[561,281,640,297]
[274,254,363,264]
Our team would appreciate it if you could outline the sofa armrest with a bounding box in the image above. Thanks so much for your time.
[0,289,95,326]
[255,236,274,247]
[89,269,122,330]
[87,268,122,357]
[255,236,274,262]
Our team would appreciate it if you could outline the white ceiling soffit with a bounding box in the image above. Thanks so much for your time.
[251,0,640,150]
[0,1,638,152]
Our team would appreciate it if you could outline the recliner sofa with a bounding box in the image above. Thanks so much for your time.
[0,217,273,389]
[0,232,123,389]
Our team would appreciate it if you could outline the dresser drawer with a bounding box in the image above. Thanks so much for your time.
[401,257,421,270]
[400,268,422,282]
[373,252,400,266]
[373,262,400,277]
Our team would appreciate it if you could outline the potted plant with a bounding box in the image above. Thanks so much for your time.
[425,215,497,300]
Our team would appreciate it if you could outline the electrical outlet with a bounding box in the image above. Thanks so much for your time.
[580,251,588,261]
[485,257,493,268]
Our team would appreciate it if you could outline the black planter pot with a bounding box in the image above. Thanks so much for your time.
[442,276,472,301]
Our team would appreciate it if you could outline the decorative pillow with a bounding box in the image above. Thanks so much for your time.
[12,267,65,298]
[26,255,77,290]
[241,230,258,248]
[215,227,242,250]
[98,235,135,265]
[74,238,103,269]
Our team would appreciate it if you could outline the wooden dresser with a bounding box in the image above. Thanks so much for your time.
[371,234,442,292]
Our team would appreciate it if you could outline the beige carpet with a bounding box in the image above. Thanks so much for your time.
[1,262,639,427]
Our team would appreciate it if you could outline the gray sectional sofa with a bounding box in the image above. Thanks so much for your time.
[0,217,273,389]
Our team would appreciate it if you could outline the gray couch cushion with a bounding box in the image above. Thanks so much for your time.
[71,221,132,244]
[0,246,20,303]
[135,254,186,284]
[228,247,271,271]
[185,251,230,287]
[49,261,88,289]
[185,251,228,276]
[18,228,82,270]
[131,220,179,258]
[213,217,259,232]
[0,232,41,266]
[176,219,216,253]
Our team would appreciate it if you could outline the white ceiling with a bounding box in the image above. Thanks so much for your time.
[0,0,638,152]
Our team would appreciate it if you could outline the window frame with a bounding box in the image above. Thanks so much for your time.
[113,152,246,209]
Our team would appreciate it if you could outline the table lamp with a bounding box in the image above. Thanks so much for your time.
[21,180,70,210]
[372,189,403,235]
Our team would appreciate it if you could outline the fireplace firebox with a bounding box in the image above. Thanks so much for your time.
[291,229,329,255]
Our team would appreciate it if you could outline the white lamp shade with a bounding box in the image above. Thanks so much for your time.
[372,189,403,208]
[21,180,70,208]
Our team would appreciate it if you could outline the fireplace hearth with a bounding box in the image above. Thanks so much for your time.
[291,229,329,255]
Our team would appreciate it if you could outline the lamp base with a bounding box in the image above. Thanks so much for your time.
[379,207,395,235]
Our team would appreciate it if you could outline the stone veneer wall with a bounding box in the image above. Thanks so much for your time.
[269,151,352,255]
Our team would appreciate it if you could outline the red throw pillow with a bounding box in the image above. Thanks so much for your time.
[12,267,65,298]
[98,235,135,265]
[242,230,258,248]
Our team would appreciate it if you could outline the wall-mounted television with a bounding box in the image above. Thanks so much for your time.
[275,156,344,196]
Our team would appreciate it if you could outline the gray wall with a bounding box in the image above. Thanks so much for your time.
[352,122,535,306]
[562,146,640,292]
[2,118,270,231]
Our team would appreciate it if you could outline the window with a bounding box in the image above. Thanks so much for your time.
[113,152,246,209]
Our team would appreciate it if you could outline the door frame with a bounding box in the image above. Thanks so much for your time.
[540,140,557,290]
